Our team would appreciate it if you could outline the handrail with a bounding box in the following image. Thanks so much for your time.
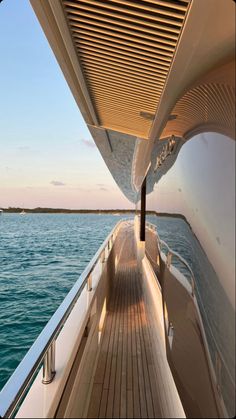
[146,221,195,295]
[0,219,126,418]
[159,239,195,296]
[145,221,235,399]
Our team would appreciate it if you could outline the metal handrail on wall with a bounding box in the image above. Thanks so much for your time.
[0,219,125,418]
[159,239,195,297]
[146,221,195,296]
[145,221,233,412]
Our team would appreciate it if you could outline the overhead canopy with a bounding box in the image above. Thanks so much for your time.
[62,0,190,138]
[30,0,235,196]
[31,0,190,139]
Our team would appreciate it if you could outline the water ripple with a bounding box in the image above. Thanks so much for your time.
[0,213,132,390]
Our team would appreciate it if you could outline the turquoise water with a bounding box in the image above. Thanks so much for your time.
[0,213,131,390]
[0,213,234,415]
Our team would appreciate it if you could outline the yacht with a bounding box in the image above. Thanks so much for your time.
[0,0,235,418]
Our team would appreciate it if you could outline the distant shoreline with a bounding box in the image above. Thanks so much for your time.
[0,207,187,220]
[1,208,135,214]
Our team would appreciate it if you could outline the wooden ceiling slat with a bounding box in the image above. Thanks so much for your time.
[102,124,149,136]
[101,119,150,130]
[75,37,173,61]
[71,20,178,43]
[79,51,169,73]
[97,111,152,125]
[91,90,158,108]
[78,43,171,66]
[94,103,156,115]
[88,79,162,98]
[72,27,175,53]
[96,104,155,117]
[92,91,157,106]
[84,70,164,91]
[81,58,167,81]
[61,0,189,137]
[92,96,158,112]
[108,0,189,12]
[68,10,180,35]
[64,1,184,25]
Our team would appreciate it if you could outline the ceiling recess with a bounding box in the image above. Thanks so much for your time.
[62,0,190,138]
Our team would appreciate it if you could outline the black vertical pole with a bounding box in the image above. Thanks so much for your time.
[140,177,146,241]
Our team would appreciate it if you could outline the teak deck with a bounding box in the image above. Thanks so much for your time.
[87,229,161,418]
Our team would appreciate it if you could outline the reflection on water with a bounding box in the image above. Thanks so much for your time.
[146,214,235,416]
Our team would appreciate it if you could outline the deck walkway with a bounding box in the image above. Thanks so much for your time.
[87,227,161,418]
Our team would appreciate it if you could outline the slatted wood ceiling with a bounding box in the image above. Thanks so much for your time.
[161,82,235,140]
[61,0,190,138]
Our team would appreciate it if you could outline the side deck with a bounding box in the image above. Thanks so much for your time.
[87,228,161,418]
[5,220,220,418]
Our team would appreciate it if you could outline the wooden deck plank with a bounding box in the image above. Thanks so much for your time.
[111,274,124,418]
[130,269,141,418]
[87,228,161,418]
[87,383,103,419]
[120,271,128,418]
[100,274,123,416]
[136,283,155,418]
[137,280,162,418]
[126,272,133,389]
[105,279,123,417]
[106,272,124,418]
[133,272,148,418]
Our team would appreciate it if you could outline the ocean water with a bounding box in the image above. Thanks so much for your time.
[0,213,234,415]
[0,213,132,390]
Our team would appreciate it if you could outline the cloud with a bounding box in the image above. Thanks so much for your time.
[81,138,95,148]
[50,180,66,186]
[96,183,109,191]
[17,146,30,151]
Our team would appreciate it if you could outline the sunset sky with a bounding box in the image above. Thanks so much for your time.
[0,0,133,209]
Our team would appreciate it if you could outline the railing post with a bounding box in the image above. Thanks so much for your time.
[51,339,56,375]
[166,252,172,268]
[215,351,222,394]
[140,177,146,241]
[87,274,92,291]
[191,276,195,297]
[168,321,174,349]
[42,341,56,384]
[101,249,106,264]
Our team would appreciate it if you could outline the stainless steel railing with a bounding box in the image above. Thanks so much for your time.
[0,219,125,418]
[159,239,195,297]
[145,221,235,413]
[146,221,195,296]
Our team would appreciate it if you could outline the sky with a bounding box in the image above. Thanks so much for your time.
[0,0,133,209]
[0,1,234,304]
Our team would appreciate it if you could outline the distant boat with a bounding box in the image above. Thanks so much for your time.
[0,209,3,215]
[20,209,26,215]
